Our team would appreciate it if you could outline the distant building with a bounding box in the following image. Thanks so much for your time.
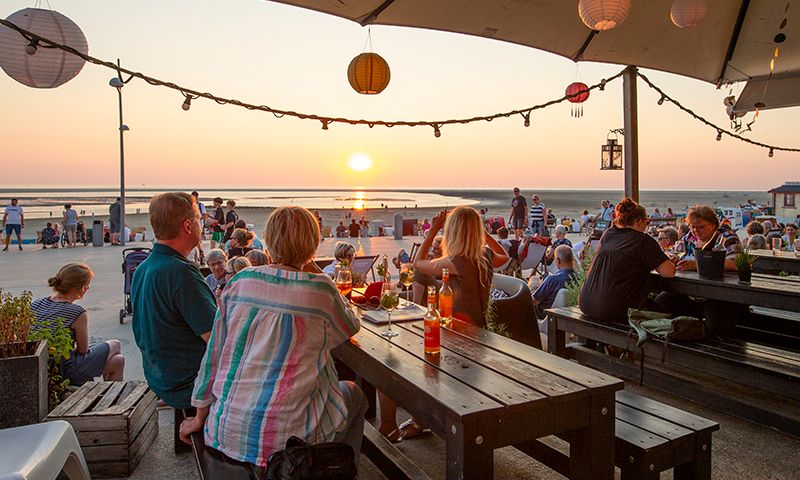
[768,181,800,223]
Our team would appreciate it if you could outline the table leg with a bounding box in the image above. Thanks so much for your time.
[547,315,566,356]
[446,422,494,480]
[358,376,377,420]
[673,432,712,480]
[568,393,615,480]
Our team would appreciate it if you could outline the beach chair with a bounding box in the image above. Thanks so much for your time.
[409,242,422,262]
[351,255,378,286]
[519,241,548,280]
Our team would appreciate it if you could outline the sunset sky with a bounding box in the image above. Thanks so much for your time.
[0,0,797,190]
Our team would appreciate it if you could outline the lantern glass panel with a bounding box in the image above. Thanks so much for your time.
[601,140,623,170]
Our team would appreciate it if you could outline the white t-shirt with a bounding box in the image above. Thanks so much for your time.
[197,201,207,226]
[4,205,23,224]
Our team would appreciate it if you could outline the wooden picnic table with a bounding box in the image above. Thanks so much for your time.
[649,270,800,312]
[749,249,800,274]
[333,313,623,480]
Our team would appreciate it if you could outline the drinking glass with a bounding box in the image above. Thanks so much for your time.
[380,278,400,338]
[794,238,800,257]
[335,268,353,299]
[399,263,415,302]
[772,237,782,255]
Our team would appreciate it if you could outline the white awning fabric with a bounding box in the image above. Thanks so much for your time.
[267,0,800,85]
[733,71,800,113]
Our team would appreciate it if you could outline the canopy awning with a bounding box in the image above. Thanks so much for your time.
[734,71,800,113]
[268,0,800,85]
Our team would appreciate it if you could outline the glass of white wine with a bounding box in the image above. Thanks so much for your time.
[380,277,400,338]
[399,263,415,302]
[772,237,782,256]
[794,238,800,257]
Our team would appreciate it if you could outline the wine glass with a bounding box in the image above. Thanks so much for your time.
[335,268,353,299]
[772,237,782,255]
[399,263,415,302]
[380,278,400,338]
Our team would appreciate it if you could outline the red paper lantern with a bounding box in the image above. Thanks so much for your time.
[565,82,590,117]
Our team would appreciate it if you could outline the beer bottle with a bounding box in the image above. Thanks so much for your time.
[424,286,441,355]
[439,268,453,327]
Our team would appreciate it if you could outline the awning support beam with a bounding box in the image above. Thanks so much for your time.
[623,65,639,202]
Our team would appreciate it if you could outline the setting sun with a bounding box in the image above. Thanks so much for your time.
[348,153,372,172]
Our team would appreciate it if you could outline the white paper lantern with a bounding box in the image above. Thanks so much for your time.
[670,0,707,28]
[578,0,632,31]
[0,8,88,88]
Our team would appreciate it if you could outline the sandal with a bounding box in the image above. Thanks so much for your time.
[398,419,431,440]
[379,427,403,444]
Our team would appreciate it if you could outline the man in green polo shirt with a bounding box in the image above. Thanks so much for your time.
[131,192,216,411]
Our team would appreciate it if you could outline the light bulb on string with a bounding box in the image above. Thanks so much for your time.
[716,130,723,141]
[768,149,774,158]
[657,95,666,105]
[433,125,441,138]
[25,39,38,55]
[181,95,192,111]
[521,112,531,127]
[321,119,330,130]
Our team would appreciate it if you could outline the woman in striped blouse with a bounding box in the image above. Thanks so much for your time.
[180,206,367,470]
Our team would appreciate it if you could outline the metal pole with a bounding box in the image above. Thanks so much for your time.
[623,65,640,203]
[116,59,126,246]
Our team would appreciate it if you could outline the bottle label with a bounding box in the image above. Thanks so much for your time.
[424,318,440,354]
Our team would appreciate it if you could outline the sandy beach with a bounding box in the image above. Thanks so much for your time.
[9,189,773,241]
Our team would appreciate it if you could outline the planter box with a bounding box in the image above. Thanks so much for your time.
[46,380,158,478]
[0,340,48,429]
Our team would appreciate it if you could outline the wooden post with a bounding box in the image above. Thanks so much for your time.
[623,66,639,202]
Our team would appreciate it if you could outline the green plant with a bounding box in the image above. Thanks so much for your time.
[0,290,35,358]
[28,318,73,408]
[485,298,510,338]
[565,249,593,307]
[734,250,756,271]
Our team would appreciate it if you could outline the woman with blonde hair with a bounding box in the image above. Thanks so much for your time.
[378,206,508,443]
[31,263,125,385]
[413,206,508,327]
[181,206,366,472]
[244,249,269,266]
[323,241,356,277]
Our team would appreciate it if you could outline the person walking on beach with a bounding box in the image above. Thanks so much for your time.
[63,204,79,248]
[109,198,121,245]
[509,187,527,240]
[209,197,224,249]
[528,194,548,236]
[3,198,24,251]
[131,192,216,452]
[222,200,238,243]
[348,218,361,238]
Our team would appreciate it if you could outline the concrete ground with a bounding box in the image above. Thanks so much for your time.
[1,237,798,479]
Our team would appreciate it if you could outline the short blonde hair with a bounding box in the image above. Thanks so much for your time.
[333,242,356,262]
[48,262,93,294]
[264,206,319,267]
[206,249,228,265]
[227,256,251,274]
[149,192,197,240]
[245,249,269,266]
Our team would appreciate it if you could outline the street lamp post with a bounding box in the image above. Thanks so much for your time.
[110,59,129,246]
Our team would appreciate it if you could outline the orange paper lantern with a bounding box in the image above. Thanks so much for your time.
[670,0,707,28]
[347,53,390,95]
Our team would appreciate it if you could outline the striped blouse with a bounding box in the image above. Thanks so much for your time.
[191,266,361,467]
[529,202,546,222]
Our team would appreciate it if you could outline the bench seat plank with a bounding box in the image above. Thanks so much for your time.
[616,390,719,434]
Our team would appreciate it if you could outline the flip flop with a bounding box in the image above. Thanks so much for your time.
[379,427,403,444]
[399,419,431,440]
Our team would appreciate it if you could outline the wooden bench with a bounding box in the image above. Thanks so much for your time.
[546,306,800,437]
[519,390,719,480]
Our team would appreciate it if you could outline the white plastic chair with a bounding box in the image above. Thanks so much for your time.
[0,420,91,480]
[538,288,569,335]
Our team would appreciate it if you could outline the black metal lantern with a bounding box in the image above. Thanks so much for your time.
[601,129,624,170]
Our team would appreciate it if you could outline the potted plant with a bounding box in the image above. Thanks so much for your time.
[0,290,48,428]
[734,250,756,283]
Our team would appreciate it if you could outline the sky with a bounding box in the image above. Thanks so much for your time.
[0,0,797,191]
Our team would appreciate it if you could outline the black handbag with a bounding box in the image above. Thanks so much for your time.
[266,436,356,480]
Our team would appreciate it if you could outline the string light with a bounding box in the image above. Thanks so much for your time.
[1,17,798,157]
[181,95,193,111]
[25,39,38,55]
[769,148,774,158]
[521,111,531,127]
[657,95,666,105]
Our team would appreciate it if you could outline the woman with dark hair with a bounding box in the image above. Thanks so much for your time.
[579,198,676,325]
[676,205,741,272]
[226,228,254,258]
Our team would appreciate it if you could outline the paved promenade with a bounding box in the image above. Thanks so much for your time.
[1,238,798,479]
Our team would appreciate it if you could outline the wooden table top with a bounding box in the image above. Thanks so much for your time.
[650,270,800,311]
[749,249,800,274]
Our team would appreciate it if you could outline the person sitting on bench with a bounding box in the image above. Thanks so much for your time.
[179,206,367,474]
[579,198,676,325]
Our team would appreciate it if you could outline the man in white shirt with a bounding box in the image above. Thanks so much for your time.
[3,198,24,251]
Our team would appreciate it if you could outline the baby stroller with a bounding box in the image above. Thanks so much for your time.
[120,247,151,324]
[60,221,90,247]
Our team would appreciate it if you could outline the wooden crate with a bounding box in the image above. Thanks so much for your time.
[46,380,158,478]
